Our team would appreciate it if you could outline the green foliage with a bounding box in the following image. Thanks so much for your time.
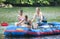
[0,0,60,6]
[15,0,20,4]
[28,0,34,5]
[6,0,14,4]
[5,0,50,5]
[0,0,6,3]
[47,0,54,2]
[57,0,60,3]
[42,1,50,5]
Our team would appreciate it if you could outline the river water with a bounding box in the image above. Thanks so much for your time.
[2,35,60,39]
[4,35,60,39]
[0,7,60,39]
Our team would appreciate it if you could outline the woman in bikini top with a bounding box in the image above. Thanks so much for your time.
[18,10,25,21]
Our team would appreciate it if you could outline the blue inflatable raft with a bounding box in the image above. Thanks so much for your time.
[4,22,60,37]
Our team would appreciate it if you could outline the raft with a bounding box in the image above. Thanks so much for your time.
[4,22,60,37]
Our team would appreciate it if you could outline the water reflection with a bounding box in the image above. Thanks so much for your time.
[4,35,60,39]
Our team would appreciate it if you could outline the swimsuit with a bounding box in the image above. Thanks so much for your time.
[35,15,41,23]
[24,20,31,26]
[35,15,42,26]
[19,17,25,21]
[18,15,25,21]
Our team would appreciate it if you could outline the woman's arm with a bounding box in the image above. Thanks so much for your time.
[17,15,25,25]
[18,20,24,25]
[31,14,36,22]
[40,12,43,22]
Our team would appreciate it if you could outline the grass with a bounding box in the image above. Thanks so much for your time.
[0,7,60,23]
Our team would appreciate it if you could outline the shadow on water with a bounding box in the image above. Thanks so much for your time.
[4,35,60,39]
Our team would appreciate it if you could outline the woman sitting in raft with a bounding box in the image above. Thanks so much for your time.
[23,15,32,28]
[32,7,47,28]
[15,15,32,28]
[15,10,25,26]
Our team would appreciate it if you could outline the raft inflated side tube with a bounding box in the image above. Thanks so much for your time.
[4,22,60,37]
[4,25,29,36]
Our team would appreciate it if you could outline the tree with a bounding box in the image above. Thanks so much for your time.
[5,0,60,6]
[0,0,6,4]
